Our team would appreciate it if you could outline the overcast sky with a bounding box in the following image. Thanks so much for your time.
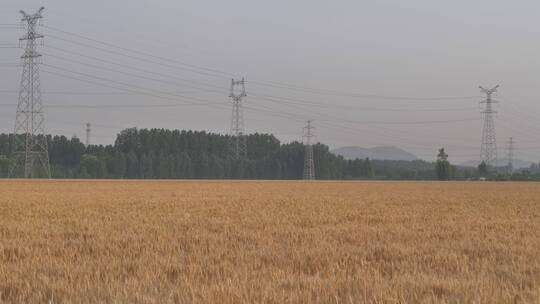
[1,0,540,163]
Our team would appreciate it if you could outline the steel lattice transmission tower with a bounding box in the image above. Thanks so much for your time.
[229,78,247,159]
[506,137,515,174]
[303,120,316,180]
[479,85,499,167]
[86,122,91,146]
[9,7,51,178]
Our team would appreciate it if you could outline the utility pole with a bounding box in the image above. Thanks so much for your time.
[86,122,91,146]
[479,85,499,168]
[506,137,515,174]
[229,78,247,159]
[303,120,315,180]
[9,7,51,178]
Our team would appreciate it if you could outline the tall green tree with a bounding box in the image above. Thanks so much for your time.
[141,153,154,179]
[109,152,127,178]
[80,154,101,178]
[365,158,374,178]
[478,161,488,177]
[436,148,451,181]
[0,155,8,178]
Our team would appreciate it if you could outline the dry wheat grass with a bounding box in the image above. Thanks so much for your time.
[0,180,539,303]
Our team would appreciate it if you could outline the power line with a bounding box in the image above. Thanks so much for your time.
[498,100,540,130]
[249,91,479,112]
[43,25,237,78]
[497,118,540,143]
[0,89,202,95]
[48,119,124,130]
[43,25,484,103]
[243,105,306,123]
[498,111,540,138]
[41,44,483,112]
[43,45,228,92]
[247,87,482,128]
[244,103,478,150]
[249,79,482,102]
[245,100,461,144]
[251,95,480,126]
[42,51,226,95]
[45,33,232,80]
[40,64,228,107]
[0,103,228,109]
[246,97,483,146]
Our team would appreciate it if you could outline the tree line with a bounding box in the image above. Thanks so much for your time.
[0,128,538,180]
[0,129,361,179]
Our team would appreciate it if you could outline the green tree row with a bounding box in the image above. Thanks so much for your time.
[0,129,369,179]
[2,129,537,180]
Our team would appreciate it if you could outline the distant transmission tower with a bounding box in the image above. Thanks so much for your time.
[506,137,515,174]
[9,7,51,178]
[229,78,247,159]
[479,85,499,167]
[86,122,91,146]
[303,120,316,180]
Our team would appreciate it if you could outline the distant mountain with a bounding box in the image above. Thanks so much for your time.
[332,146,419,161]
[459,158,534,170]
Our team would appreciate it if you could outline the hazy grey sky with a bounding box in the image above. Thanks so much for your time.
[1,0,540,163]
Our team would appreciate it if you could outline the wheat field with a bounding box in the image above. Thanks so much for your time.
[0,180,539,303]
